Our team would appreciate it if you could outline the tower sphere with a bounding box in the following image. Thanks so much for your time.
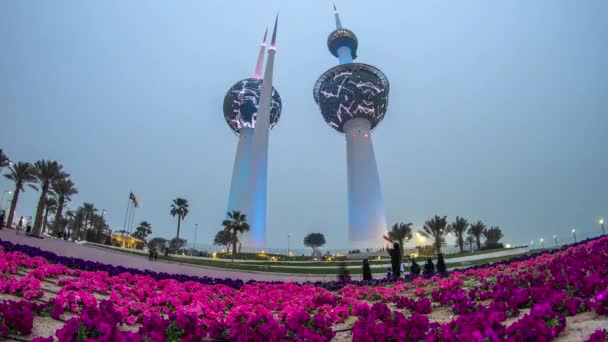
[223,78,282,133]
[313,63,389,133]
[327,29,358,60]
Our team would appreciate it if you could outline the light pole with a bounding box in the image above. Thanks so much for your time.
[572,229,577,243]
[287,234,291,256]
[540,238,544,249]
[0,191,11,212]
[600,219,605,236]
[553,235,557,248]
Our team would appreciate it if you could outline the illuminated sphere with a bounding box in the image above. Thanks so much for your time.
[223,78,282,133]
[313,63,389,133]
[327,29,358,60]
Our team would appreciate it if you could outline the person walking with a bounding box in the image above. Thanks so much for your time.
[16,216,24,234]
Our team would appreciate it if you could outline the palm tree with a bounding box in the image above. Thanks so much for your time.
[449,216,469,253]
[52,178,78,235]
[170,198,189,253]
[0,149,10,171]
[132,221,152,242]
[81,202,97,238]
[483,226,504,248]
[383,222,413,258]
[42,197,57,235]
[3,162,37,229]
[468,221,486,251]
[32,160,67,237]
[221,211,250,260]
[419,215,449,254]
[71,207,86,241]
[465,235,475,252]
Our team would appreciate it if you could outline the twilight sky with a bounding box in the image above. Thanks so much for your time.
[1,1,607,252]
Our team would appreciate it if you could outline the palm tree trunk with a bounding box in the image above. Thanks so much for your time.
[458,236,464,253]
[43,208,50,235]
[6,188,20,229]
[32,189,47,237]
[175,216,181,253]
[476,237,481,250]
[232,230,238,261]
[53,198,64,236]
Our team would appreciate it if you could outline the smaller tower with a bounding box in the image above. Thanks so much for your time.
[224,28,282,237]
[245,15,280,249]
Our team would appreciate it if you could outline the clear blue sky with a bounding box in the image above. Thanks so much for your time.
[1,1,607,251]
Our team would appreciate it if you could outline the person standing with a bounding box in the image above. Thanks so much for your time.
[388,242,401,277]
[16,216,24,234]
[0,210,5,229]
[362,258,373,281]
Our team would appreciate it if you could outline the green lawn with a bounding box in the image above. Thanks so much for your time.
[90,244,527,275]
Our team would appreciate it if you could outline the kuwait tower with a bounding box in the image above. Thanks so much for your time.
[313,5,390,248]
[223,19,282,248]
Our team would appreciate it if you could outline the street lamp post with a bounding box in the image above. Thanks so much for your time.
[600,219,605,236]
[540,238,544,249]
[553,235,557,248]
[572,229,577,243]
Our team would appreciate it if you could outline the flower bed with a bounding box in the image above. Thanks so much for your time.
[0,236,607,341]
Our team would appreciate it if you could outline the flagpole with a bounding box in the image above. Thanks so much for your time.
[128,205,136,235]
[122,193,132,246]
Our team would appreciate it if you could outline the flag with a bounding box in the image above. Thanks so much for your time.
[129,192,139,208]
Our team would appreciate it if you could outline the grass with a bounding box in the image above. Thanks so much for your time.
[89,244,528,275]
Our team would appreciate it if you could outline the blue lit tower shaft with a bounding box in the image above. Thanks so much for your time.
[246,16,279,249]
[318,5,388,248]
[226,30,267,221]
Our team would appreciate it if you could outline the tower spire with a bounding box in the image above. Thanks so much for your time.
[270,13,278,50]
[253,28,268,79]
[333,3,343,29]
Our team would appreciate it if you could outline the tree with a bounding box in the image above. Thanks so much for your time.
[132,221,152,241]
[483,226,504,249]
[52,177,78,235]
[42,197,57,235]
[449,216,469,253]
[81,202,97,239]
[169,237,187,254]
[304,233,326,256]
[0,149,10,169]
[32,160,67,237]
[170,198,189,253]
[3,162,37,229]
[221,211,250,260]
[383,222,413,258]
[148,237,167,253]
[419,215,449,254]
[214,230,232,251]
[465,235,475,252]
[468,221,486,250]
[71,207,86,241]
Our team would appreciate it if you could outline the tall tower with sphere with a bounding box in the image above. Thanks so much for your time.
[223,23,282,248]
[313,5,390,248]
[245,15,280,249]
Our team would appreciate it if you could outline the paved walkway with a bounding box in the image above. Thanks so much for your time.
[0,229,347,282]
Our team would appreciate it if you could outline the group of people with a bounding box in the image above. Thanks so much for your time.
[358,242,448,281]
